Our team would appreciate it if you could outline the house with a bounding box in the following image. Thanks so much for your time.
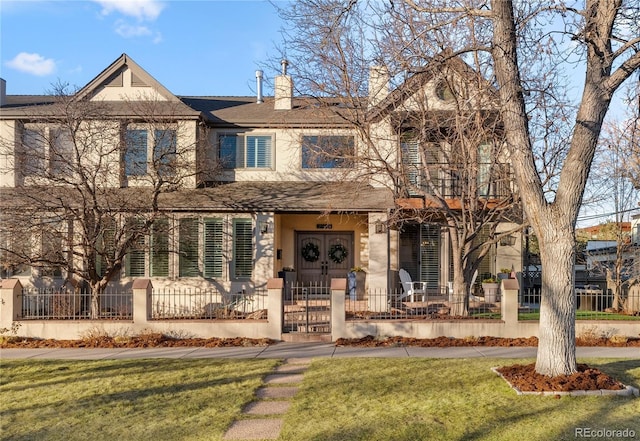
[0,53,521,304]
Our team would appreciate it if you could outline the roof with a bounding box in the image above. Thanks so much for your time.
[0,182,394,213]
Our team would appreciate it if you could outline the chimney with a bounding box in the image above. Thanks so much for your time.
[368,66,389,108]
[0,79,6,107]
[256,70,264,104]
[274,59,293,111]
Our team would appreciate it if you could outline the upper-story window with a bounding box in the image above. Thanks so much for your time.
[301,135,354,169]
[218,134,273,169]
[21,127,73,178]
[124,128,177,177]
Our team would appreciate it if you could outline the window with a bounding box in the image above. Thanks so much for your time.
[0,228,32,278]
[125,128,177,176]
[153,129,177,176]
[125,130,148,176]
[203,218,223,278]
[477,142,492,197]
[400,138,441,195]
[40,223,63,278]
[218,134,273,169]
[21,129,45,176]
[151,218,169,277]
[233,219,253,279]
[50,128,74,176]
[218,135,237,168]
[301,136,354,169]
[179,218,200,277]
[97,217,116,278]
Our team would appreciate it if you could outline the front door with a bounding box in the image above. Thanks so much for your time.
[296,232,353,284]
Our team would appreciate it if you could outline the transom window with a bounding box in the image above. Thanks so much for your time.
[218,134,273,169]
[301,135,354,169]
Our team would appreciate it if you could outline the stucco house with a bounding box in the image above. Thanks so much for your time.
[0,53,521,302]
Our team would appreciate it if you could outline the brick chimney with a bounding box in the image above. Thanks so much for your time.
[274,59,293,110]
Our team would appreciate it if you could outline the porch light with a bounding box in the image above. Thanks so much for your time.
[260,221,270,235]
[499,235,516,246]
[374,220,386,234]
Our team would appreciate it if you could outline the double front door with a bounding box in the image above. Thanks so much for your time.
[296,232,353,284]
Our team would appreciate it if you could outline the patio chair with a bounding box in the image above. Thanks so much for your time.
[399,269,427,302]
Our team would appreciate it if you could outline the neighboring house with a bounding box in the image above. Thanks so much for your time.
[0,53,521,297]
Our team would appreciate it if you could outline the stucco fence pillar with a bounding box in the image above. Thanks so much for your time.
[0,279,22,331]
[267,278,284,340]
[331,278,347,340]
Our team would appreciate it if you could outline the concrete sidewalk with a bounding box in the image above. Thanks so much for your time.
[1,342,638,360]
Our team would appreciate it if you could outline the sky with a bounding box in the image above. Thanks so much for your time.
[0,0,287,97]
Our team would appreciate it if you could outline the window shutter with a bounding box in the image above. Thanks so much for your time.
[22,129,45,176]
[126,218,146,277]
[179,218,200,277]
[420,225,440,290]
[203,218,223,278]
[401,139,420,188]
[246,136,271,168]
[151,218,169,277]
[97,217,116,278]
[233,219,253,279]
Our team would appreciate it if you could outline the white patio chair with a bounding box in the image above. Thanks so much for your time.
[399,269,427,302]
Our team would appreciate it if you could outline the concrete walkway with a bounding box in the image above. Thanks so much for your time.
[1,342,639,360]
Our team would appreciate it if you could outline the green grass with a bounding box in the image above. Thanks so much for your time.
[1,358,639,441]
[519,310,640,320]
[0,358,278,441]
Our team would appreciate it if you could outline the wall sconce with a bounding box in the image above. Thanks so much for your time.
[374,220,387,234]
[259,221,270,235]
[499,235,516,246]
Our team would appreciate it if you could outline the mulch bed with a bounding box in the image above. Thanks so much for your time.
[334,335,640,347]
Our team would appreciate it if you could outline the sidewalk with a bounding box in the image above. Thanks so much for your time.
[1,342,638,360]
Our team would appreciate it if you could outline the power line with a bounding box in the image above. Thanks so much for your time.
[577,207,640,222]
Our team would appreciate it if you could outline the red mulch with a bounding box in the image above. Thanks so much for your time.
[495,363,626,393]
[334,335,640,347]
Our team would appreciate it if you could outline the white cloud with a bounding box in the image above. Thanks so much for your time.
[93,0,165,21]
[115,19,152,38]
[5,52,56,76]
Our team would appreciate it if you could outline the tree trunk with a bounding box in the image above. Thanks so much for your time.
[535,233,577,376]
[450,271,469,317]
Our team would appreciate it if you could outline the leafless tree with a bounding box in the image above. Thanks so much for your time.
[0,83,203,318]
[277,0,640,375]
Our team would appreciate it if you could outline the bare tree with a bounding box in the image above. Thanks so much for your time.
[277,3,522,317]
[277,0,640,375]
[0,83,202,318]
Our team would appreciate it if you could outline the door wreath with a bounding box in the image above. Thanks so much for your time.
[301,242,320,262]
[328,243,348,264]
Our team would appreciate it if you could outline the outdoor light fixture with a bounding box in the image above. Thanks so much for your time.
[260,221,270,235]
[374,220,386,234]
[499,235,516,246]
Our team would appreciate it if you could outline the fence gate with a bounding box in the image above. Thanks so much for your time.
[283,282,331,334]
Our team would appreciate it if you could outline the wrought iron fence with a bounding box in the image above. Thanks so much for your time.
[518,286,640,320]
[150,288,267,320]
[345,286,501,320]
[284,282,331,333]
[19,289,132,320]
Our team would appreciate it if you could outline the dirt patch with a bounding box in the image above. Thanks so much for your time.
[0,334,275,349]
[495,363,626,393]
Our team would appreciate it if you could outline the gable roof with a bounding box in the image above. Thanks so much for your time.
[76,53,181,103]
[368,51,498,123]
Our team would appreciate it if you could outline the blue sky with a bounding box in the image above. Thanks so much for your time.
[0,0,286,96]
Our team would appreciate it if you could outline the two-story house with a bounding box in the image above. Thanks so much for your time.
[0,53,521,301]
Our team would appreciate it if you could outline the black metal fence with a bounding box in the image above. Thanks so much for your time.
[150,288,267,320]
[19,289,132,320]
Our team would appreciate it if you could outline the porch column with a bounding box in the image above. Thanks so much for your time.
[0,278,22,326]
[331,278,347,341]
[267,278,284,340]
[132,279,152,325]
